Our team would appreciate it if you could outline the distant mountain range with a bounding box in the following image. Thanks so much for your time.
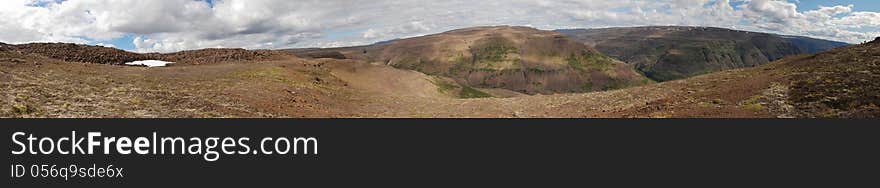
[557,26,849,81]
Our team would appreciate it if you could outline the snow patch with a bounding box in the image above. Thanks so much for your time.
[125,60,175,67]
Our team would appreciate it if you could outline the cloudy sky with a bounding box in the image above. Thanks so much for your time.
[1,0,878,52]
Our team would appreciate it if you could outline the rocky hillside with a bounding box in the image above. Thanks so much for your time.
[291,26,652,94]
[784,37,880,118]
[558,26,849,81]
[13,43,149,65]
[6,43,293,65]
[156,48,292,65]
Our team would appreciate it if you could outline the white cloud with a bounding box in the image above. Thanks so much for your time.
[0,0,877,52]
[743,0,803,23]
[836,12,880,27]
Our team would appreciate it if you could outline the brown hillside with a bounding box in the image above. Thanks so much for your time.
[8,43,294,65]
[292,26,652,94]
[785,37,880,118]
[156,48,293,65]
[13,43,149,65]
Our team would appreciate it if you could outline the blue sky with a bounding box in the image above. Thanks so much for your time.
[787,0,880,34]
[2,0,878,52]
[791,0,880,12]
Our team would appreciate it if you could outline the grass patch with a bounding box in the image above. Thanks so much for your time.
[698,102,713,108]
[740,95,766,112]
[12,104,28,113]
[15,93,30,100]
[12,104,30,114]
[431,79,460,94]
[459,86,492,98]
[581,82,593,91]
[742,103,765,111]
[473,37,518,64]
[567,51,615,72]
[638,75,657,85]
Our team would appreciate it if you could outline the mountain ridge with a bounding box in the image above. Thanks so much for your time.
[556,26,849,81]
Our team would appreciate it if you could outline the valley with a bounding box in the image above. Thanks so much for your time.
[558,26,849,81]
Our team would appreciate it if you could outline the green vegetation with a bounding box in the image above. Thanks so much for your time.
[740,95,767,112]
[581,83,593,91]
[431,79,460,94]
[450,54,469,65]
[458,86,492,98]
[16,93,30,99]
[473,38,517,64]
[540,50,560,57]
[526,68,552,73]
[742,103,765,112]
[429,79,491,99]
[476,45,516,62]
[10,93,33,115]
[566,51,615,72]
[638,76,656,85]
[12,104,30,114]
[447,39,516,74]
[414,59,428,72]
[602,77,633,91]
[445,53,470,75]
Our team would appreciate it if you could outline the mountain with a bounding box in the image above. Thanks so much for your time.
[557,26,849,81]
[289,26,652,94]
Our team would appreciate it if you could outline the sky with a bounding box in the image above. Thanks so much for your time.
[0,0,878,52]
